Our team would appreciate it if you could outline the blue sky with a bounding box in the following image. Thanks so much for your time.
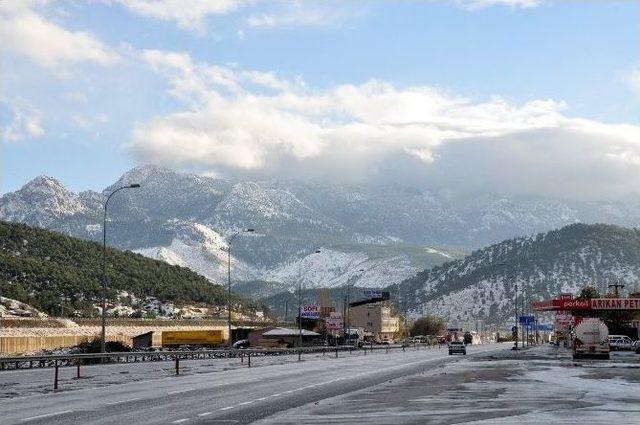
[2,0,639,200]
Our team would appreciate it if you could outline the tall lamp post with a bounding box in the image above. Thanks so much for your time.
[227,229,254,348]
[345,268,365,340]
[298,249,321,348]
[101,183,140,354]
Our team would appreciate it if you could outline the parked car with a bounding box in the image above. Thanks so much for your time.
[232,339,250,349]
[633,340,640,354]
[608,335,633,351]
[448,341,466,355]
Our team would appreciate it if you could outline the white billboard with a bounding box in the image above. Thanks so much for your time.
[300,305,320,319]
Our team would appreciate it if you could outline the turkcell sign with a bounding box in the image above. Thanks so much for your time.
[300,305,320,319]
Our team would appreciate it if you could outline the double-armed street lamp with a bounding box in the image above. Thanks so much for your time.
[101,183,140,354]
[298,249,321,349]
[227,229,254,348]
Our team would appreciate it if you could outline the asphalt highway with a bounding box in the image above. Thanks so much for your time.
[0,344,507,424]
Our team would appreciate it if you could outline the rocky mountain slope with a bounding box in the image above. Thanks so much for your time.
[4,166,640,300]
[398,223,640,326]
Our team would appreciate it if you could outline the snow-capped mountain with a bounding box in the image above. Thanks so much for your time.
[399,223,640,325]
[4,165,640,301]
[0,176,89,227]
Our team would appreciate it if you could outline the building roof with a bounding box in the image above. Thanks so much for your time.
[262,327,320,337]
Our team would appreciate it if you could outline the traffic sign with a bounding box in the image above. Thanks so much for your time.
[519,315,535,325]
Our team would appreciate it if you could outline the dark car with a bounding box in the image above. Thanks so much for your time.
[448,341,466,355]
[232,339,250,349]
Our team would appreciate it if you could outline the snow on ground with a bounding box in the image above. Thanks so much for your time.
[259,345,640,425]
[134,222,256,284]
[263,248,419,289]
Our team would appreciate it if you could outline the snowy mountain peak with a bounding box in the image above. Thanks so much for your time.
[23,175,66,191]
[0,175,86,227]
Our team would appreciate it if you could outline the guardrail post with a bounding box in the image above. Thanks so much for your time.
[241,352,244,364]
[298,349,301,362]
[335,347,338,358]
[386,345,389,354]
[364,345,367,356]
[175,355,180,375]
[54,360,59,390]
[402,344,405,352]
[76,359,81,379]
[248,353,251,368]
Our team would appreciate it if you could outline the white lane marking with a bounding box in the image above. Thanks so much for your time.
[22,410,73,422]
[171,419,190,424]
[105,397,141,405]
[271,393,282,397]
[198,412,213,417]
[237,401,253,406]
[168,388,193,395]
[219,406,234,411]
[255,397,267,401]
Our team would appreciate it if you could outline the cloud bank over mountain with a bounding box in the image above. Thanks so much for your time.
[128,49,640,202]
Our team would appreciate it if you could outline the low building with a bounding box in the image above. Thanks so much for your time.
[131,331,153,350]
[248,327,320,348]
[349,302,399,342]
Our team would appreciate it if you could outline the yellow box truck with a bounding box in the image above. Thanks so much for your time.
[161,330,223,347]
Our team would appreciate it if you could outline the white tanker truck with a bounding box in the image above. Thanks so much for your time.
[573,318,610,360]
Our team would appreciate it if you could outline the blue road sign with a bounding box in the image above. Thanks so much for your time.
[519,315,535,325]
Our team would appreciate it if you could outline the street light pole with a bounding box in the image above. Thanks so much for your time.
[298,249,320,348]
[101,183,140,354]
[345,268,364,341]
[514,284,518,350]
[227,229,254,348]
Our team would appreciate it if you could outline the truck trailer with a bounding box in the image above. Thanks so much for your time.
[573,318,609,360]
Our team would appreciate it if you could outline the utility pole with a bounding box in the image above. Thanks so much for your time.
[284,299,288,326]
[608,283,625,297]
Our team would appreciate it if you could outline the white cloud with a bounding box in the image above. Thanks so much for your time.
[2,103,45,143]
[0,2,119,70]
[625,66,640,96]
[454,0,542,9]
[245,2,365,29]
[128,50,640,201]
[114,0,248,32]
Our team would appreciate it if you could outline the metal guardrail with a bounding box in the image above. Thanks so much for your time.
[0,343,422,371]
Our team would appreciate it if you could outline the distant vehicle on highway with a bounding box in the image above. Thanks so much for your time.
[448,341,466,355]
[463,332,473,345]
[608,335,633,351]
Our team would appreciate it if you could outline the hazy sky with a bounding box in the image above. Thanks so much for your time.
[2,0,639,201]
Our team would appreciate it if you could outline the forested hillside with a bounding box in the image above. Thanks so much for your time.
[0,221,254,316]
[398,223,640,325]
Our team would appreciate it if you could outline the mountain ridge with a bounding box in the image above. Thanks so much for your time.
[398,223,640,326]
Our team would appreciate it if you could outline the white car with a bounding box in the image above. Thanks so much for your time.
[608,335,633,351]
